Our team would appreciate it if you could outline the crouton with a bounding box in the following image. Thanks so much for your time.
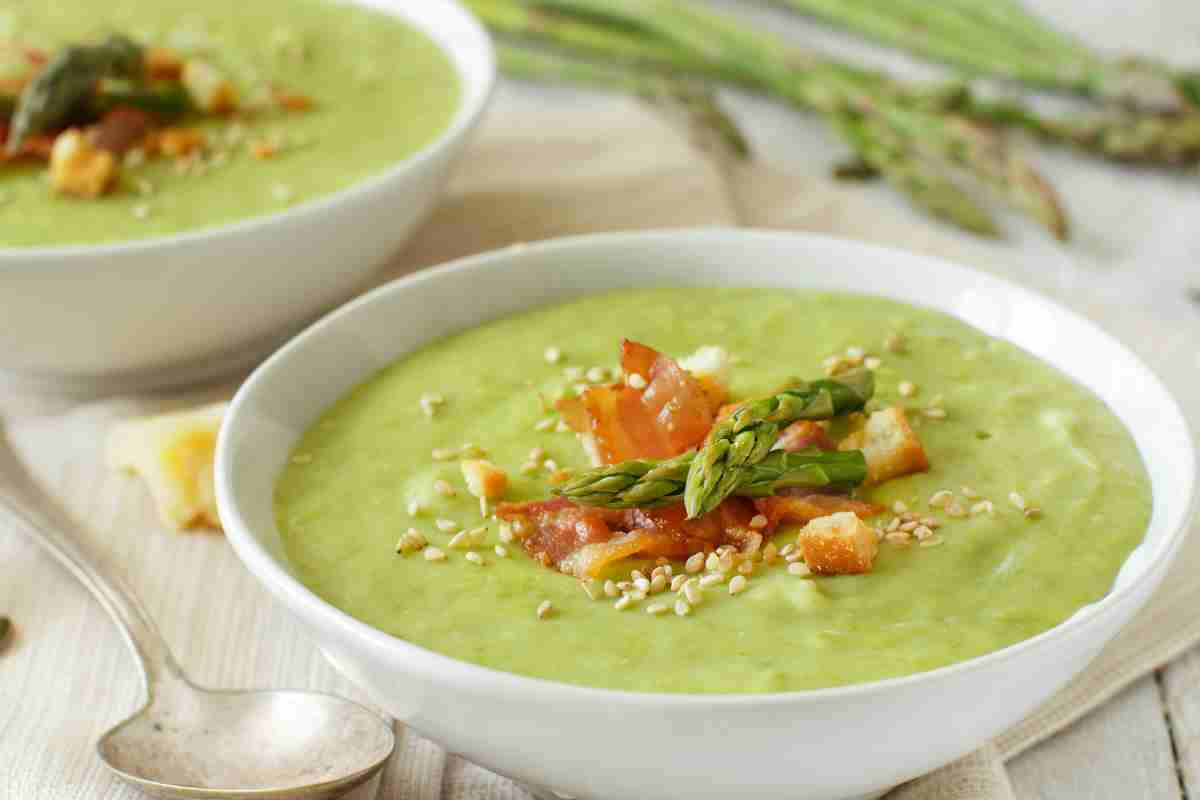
[49,130,118,198]
[460,459,508,500]
[181,59,238,114]
[799,511,879,575]
[839,406,929,485]
[144,46,184,80]
[107,403,228,530]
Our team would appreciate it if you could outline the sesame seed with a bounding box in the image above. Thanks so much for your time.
[961,486,980,499]
[544,346,562,364]
[920,516,940,528]
[563,366,583,381]
[131,203,152,220]
[423,547,446,561]
[929,490,954,508]
[704,552,720,572]
[971,500,994,515]
[633,577,650,593]
[586,366,608,383]
[649,574,668,594]
[464,551,485,566]
[613,595,633,611]
[788,562,812,577]
[435,518,460,532]
[699,573,725,588]
[886,532,913,545]
[520,462,540,475]
[892,500,909,514]
[670,574,688,592]
[749,514,768,530]
[534,418,555,432]
[864,356,882,370]
[898,381,916,397]
[674,599,692,617]
[431,448,457,461]
[494,544,509,558]
[407,500,427,516]
[1024,507,1043,520]
[716,553,735,573]
[913,525,933,540]
[919,536,945,548]
[845,346,865,362]
[536,600,553,619]
[884,332,907,353]
[685,552,705,573]
[498,524,514,543]
[627,373,648,390]
[580,580,599,600]
[434,479,456,497]
[737,560,754,576]
[543,459,559,472]
[946,503,967,518]
[728,575,748,595]
[529,447,547,463]
[785,550,806,563]
[762,542,778,563]
[646,602,670,616]
[1009,492,1027,511]
[922,407,948,420]
[887,517,901,532]
[604,580,619,597]
[395,528,427,554]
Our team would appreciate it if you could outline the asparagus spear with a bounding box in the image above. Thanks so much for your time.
[7,34,144,155]
[684,369,874,518]
[764,0,1192,114]
[556,448,867,509]
[498,44,750,158]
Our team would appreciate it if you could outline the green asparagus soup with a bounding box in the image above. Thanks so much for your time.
[0,0,459,246]
[275,289,1151,693]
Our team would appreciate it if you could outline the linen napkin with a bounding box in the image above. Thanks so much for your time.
[1,95,1196,800]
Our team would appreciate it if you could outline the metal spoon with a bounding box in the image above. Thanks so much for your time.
[0,431,394,799]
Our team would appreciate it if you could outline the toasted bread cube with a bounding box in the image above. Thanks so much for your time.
[461,459,508,500]
[799,511,879,575]
[107,403,228,530]
[182,59,238,113]
[49,130,118,198]
[839,406,929,485]
[144,46,184,80]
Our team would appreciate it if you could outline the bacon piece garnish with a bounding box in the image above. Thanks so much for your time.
[498,496,767,578]
[775,421,836,452]
[753,488,883,530]
[91,107,158,155]
[555,340,717,464]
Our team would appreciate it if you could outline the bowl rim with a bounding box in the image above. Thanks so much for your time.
[0,0,495,265]
[216,228,1198,706]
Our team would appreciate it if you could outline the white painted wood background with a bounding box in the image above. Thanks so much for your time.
[3,0,1200,798]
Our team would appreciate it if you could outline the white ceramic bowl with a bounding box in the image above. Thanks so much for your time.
[0,0,493,389]
[216,230,1196,800]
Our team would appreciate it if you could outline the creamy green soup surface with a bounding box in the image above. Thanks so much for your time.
[0,0,459,246]
[276,289,1151,693]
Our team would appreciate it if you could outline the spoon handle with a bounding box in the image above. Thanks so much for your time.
[0,477,186,694]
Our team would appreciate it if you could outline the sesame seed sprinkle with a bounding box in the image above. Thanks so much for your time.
[604,580,619,597]
[423,547,446,561]
[434,479,456,497]
[494,544,509,558]
[728,575,748,595]
[646,602,670,616]
[627,373,647,389]
[613,595,633,611]
[682,579,704,606]
[892,500,909,514]
[586,366,608,383]
[674,599,692,617]
[699,573,725,588]
[544,346,562,364]
[1009,492,1027,511]
[536,600,553,619]
[435,518,459,532]
[464,551,485,566]
[534,418,556,432]
[670,574,688,592]
[685,552,705,573]
[922,407,948,420]
[649,574,668,594]
[788,563,812,577]
[971,500,994,515]
[929,490,954,508]
[864,356,882,370]
[749,514,768,530]
[898,381,916,398]
[407,500,427,516]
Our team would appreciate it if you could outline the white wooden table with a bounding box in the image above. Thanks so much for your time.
[3,1,1200,797]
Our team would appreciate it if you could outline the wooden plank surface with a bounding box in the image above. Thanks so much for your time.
[1008,676,1183,800]
[1162,650,1200,797]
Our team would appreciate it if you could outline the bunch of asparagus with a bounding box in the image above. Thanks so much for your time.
[557,369,874,517]
[469,0,1200,239]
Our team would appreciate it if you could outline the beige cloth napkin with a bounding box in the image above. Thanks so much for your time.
[2,97,1197,799]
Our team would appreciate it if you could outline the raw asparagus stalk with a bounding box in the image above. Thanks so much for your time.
[685,369,874,518]
[764,0,1191,114]
[557,448,867,509]
[497,44,750,158]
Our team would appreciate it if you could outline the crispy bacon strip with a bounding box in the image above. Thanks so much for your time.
[498,496,767,578]
[775,420,836,452]
[556,340,717,464]
[753,488,883,530]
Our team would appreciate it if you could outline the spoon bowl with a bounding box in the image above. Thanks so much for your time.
[0,426,395,799]
[98,685,394,799]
